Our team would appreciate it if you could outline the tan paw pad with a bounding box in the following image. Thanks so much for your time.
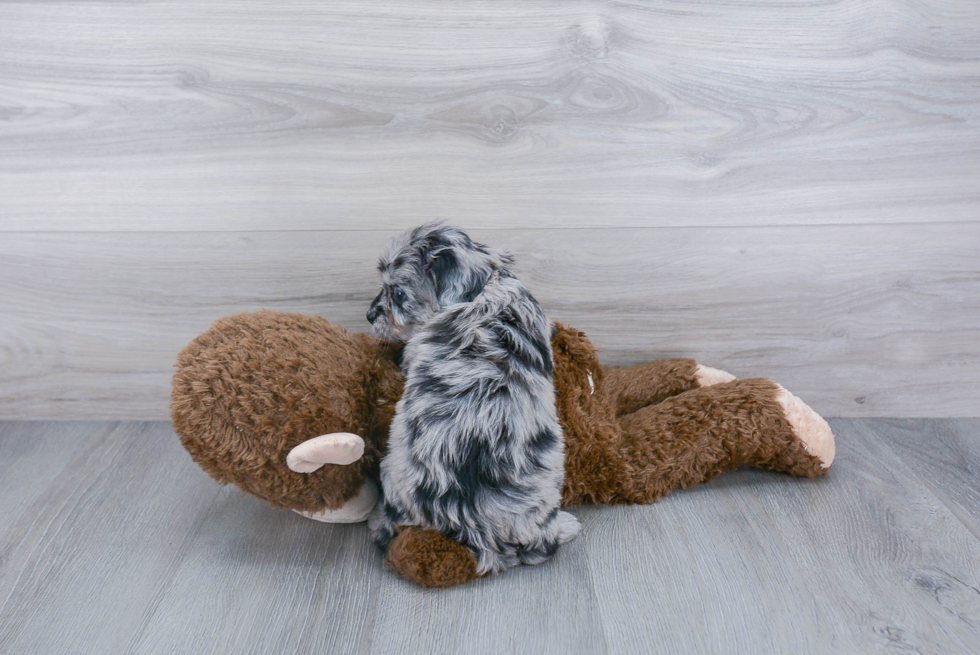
[775,385,835,468]
[695,364,737,387]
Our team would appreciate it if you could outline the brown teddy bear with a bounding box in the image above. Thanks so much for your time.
[172,310,834,588]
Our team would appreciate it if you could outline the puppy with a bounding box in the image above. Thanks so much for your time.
[366,223,580,575]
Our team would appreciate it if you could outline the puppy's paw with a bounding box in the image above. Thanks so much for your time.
[554,510,582,545]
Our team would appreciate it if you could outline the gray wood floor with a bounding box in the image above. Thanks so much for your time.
[1,419,978,654]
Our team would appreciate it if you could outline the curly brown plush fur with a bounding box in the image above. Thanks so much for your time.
[385,526,486,588]
[551,325,823,506]
[172,312,829,589]
[172,311,403,512]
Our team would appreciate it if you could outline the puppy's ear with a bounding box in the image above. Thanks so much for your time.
[427,244,491,305]
[426,244,458,296]
[417,224,495,305]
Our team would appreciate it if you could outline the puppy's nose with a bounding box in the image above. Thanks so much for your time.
[367,290,384,324]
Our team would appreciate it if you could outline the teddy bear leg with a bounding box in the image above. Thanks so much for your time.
[602,359,737,417]
[612,378,833,504]
[385,526,483,588]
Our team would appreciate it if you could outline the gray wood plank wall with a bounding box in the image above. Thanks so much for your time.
[2,1,978,419]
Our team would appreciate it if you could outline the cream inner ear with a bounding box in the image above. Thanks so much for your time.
[286,433,366,473]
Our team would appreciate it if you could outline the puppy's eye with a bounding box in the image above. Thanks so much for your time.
[392,288,407,303]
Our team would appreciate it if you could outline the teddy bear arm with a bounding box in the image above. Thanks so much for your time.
[292,478,379,523]
[603,358,736,417]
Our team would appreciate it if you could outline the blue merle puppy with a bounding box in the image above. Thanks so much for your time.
[366,223,580,575]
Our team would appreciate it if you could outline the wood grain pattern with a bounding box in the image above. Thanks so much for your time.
[2,225,978,419]
[2,419,980,654]
[0,423,223,654]
[780,419,980,654]
[1,1,980,230]
[879,418,980,541]
[2,1,978,418]
[0,422,113,538]
[370,536,608,655]
[125,494,384,654]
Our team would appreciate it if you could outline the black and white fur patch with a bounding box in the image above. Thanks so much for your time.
[367,224,580,574]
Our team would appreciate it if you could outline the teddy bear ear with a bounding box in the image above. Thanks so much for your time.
[286,433,366,473]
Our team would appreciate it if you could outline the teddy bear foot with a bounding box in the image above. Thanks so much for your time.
[386,526,483,588]
[291,479,379,524]
[775,384,835,469]
[695,364,737,387]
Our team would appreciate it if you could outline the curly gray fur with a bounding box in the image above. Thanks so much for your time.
[367,223,580,574]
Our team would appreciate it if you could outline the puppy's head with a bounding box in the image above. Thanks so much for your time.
[367,223,513,342]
